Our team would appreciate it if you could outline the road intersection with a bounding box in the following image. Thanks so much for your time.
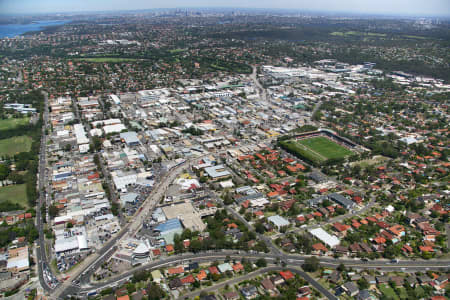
[34,93,449,299]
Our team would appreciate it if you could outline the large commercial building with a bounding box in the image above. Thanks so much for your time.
[309,228,340,248]
[120,131,140,146]
[161,202,206,232]
[73,124,89,145]
[204,165,231,180]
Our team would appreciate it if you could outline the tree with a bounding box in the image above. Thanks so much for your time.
[383,245,399,259]
[7,171,24,184]
[254,222,265,234]
[48,204,58,219]
[189,240,202,253]
[146,283,165,300]
[126,282,136,294]
[91,136,102,152]
[0,164,10,180]
[358,277,369,290]
[111,202,119,216]
[302,256,319,272]
[223,191,234,205]
[256,258,267,267]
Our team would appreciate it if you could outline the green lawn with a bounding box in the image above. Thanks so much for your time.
[0,117,29,131]
[282,140,327,164]
[413,286,426,298]
[0,184,29,209]
[0,135,33,156]
[397,288,408,299]
[350,155,389,168]
[298,136,353,160]
[379,284,399,300]
[169,48,186,53]
[75,57,140,63]
[330,31,387,37]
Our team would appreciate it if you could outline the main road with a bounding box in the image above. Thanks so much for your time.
[250,65,267,101]
[52,154,206,298]
[40,109,449,299]
[181,265,338,300]
[35,91,57,293]
[59,249,450,299]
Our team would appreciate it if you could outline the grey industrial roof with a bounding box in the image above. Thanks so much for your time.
[120,131,140,145]
[328,193,355,208]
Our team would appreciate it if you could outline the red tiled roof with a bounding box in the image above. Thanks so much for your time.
[197,270,207,281]
[312,243,328,252]
[181,274,195,284]
[353,196,362,203]
[373,236,386,244]
[352,221,361,229]
[333,222,350,232]
[402,245,413,253]
[168,266,184,275]
[296,215,306,222]
[232,262,244,272]
[366,216,377,223]
[280,270,294,281]
[419,246,434,252]
[267,191,278,198]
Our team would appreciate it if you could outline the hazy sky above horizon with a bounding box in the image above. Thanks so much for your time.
[1,0,449,17]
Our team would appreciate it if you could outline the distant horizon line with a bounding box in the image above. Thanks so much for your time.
[0,7,449,19]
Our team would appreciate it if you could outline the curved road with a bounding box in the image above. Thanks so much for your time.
[36,94,449,299]
[181,265,337,300]
[59,250,450,298]
[52,155,206,298]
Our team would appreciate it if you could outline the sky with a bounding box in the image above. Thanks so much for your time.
[1,0,449,17]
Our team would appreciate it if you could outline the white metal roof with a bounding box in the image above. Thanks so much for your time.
[309,228,340,248]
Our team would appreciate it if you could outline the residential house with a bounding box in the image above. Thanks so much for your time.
[342,282,359,297]
[240,285,258,299]
[297,286,311,297]
[328,271,341,284]
[261,278,277,296]
[223,291,239,300]
[271,275,285,285]
[312,243,328,255]
[169,278,183,289]
[280,270,294,281]
[334,245,349,256]
[357,290,374,300]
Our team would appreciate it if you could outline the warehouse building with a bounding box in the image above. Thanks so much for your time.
[120,131,140,146]
[161,202,206,232]
[309,228,340,248]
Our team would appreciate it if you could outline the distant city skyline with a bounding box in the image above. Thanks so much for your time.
[1,0,450,17]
